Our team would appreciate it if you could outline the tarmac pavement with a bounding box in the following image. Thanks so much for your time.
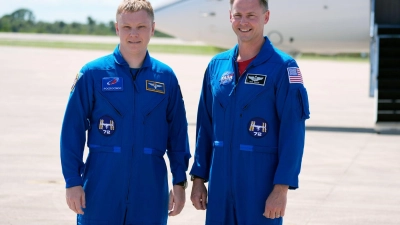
[0,46,399,225]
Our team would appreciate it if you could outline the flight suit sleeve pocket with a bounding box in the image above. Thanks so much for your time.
[144,147,166,157]
[298,88,310,120]
[88,144,121,153]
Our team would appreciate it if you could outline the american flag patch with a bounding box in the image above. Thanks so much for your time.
[287,67,303,84]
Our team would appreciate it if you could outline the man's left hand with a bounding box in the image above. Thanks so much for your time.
[263,184,288,219]
[168,184,186,216]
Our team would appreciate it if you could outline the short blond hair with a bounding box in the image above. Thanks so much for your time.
[116,0,154,21]
[230,0,268,11]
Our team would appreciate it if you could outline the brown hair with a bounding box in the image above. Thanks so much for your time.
[230,0,268,11]
[116,0,154,21]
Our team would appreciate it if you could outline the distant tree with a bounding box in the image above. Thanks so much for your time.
[10,8,35,23]
[109,21,115,33]
[0,15,12,32]
[87,16,95,26]
[35,21,51,33]
[0,8,173,37]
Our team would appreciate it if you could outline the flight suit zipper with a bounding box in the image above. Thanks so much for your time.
[126,68,141,204]
[229,65,252,203]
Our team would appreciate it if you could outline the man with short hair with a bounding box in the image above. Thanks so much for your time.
[60,0,190,224]
[190,0,310,224]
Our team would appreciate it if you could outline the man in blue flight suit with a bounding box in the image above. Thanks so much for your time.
[190,0,310,224]
[60,0,190,224]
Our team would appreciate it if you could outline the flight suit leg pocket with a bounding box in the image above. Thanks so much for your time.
[212,141,224,155]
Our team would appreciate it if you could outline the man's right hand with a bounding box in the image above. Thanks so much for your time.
[190,179,207,210]
[66,186,86,214]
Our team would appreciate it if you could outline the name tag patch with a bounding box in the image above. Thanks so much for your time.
[248,117,268,138]
[146,80,165,94]
[102,77,123,91]
[245,74,267,86]
[98,115,116,136]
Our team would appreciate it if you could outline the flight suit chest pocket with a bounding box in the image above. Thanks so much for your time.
[140,92,168,148]
[88,90,124,148]
[211,79,232,108]
[141,93,167,117]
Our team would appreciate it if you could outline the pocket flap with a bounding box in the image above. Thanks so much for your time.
[240,144,277,153]
[144,147,165,157]
[213,141,224,147]
[88,144,121,153]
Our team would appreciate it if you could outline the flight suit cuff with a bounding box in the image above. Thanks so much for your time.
[273,175,298,190]
[65,176,83,188]
[172,171,187,185]
[189,167,209,182]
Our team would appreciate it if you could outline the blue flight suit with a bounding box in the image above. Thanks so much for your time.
[60,45,190,225]
[190,37,310,225]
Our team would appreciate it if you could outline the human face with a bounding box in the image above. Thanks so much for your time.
[230,0,269,44]
[115,10,155,56]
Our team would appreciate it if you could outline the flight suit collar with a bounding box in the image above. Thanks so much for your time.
[219,37,275,109]
[229,36,274,67]
[113,44,152,69]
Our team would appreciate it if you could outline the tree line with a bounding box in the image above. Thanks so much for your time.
[0,8,172,37]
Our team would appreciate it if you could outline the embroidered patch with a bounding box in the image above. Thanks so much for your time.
[71,72,82,92]
[98,115,116,136]
[220,71,234,85]
[146,80,165,94]
[102,77,124,91]
[287,67,303,84]
[248,117,268,138]
[245,74,267,86]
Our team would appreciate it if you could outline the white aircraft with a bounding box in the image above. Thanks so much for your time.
[153,0,370,55]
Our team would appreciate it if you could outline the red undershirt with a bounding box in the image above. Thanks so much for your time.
[237,55,256,76]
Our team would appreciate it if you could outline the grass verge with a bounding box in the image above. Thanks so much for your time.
[0,39,369,62]
[0,39,226,55]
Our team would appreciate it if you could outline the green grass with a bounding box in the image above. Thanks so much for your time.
[0,39,369,61]
[0,39,226,55]
[0,39,116,50]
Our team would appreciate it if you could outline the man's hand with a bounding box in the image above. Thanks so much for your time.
[168,185,186,216]
[263,184,288,219]
[66,186,85,215]
[190,178,207,210]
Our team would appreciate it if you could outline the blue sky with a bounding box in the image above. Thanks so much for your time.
[0,0,165,24]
